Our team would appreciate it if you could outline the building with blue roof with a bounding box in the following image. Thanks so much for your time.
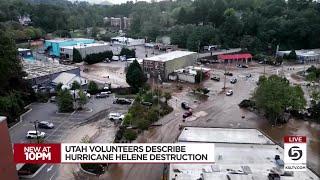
[44,38,95,57]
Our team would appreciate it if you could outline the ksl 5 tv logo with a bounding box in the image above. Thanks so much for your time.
[14,144,61,163]
[284,136,307,171]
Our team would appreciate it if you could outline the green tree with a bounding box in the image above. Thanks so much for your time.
[88,81,99,94]
[286,50,297,61]
[254,75,306,124]
[57,89,74,113]
[195,71,206,83]
[71,81,81,90]
[77,90,88,110]
[137,119,151,130]
[73,48,82,63]
[146,109,158,122]
[123,113,133,126]
[120,47,136,58]
[123,129,137,142]
[0,30,23,94]
[163,92,172,104]
[126,60,147,93]
[56,83,63,91]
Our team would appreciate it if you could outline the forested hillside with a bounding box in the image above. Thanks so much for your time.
[0,0,320,52]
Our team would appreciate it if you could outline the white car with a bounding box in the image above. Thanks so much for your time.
[26,130,46,139]
[86,92,91,98]
[108,113,125,121]
[226,90,233,96]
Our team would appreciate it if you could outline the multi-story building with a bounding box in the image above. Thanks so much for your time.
[123,17,132,29]
[110,17,122,27]
[143,51,197,81]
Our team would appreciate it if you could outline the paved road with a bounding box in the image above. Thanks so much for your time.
[100,63,320,180]
[9,94,130,180]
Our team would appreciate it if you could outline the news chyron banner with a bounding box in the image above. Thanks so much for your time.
[14,143,215,164]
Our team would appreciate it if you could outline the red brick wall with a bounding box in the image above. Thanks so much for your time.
[0,118,18,180]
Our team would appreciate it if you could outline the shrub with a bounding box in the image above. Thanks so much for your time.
[123,129,137,141]
[137,119,151,130]
[146,108,159,122]
[120,47,136,58]
[73,48,82,63]
[84,51,113,64]
[57,89,74,113]
[239,99,256,109]
[87,81,99,94]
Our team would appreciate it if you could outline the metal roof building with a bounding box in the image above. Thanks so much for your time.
[143,51,197,81]
[44,38,95,57]
[169,127,319,180]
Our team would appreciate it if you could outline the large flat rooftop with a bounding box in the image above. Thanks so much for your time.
[178,127,274,144]
[169,127,319,180]
[22,61,79,79]
[144,50,196,62]
[45,38,94,43]
[60,42,109,50]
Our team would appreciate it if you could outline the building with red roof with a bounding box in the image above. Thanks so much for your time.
[218,53,253,63]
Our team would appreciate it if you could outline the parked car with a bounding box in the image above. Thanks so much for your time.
[96,93,109,98]
[183,111,192,118]
[113,98,132,105]
[86,92,91,98]
[246,74,252,78]
[108,113,125,121]
[224,72,233,76]
[211,75,220,81]
[226,90,233,96]
[38,121,54,129]
[181,102,190,110]
[230,78,237,84]
[141,101,153,106]
[112,56,120,61]
[102,91,112,94]
[120,56,126,61]
[236,64,249,68]
[26,130,46,139]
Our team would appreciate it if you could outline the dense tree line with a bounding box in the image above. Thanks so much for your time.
[84,50,113,64]
[0,30,34,125]
[1,0,319,53]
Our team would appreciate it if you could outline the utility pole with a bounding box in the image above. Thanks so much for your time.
[223,64,227,90]
[33,120,39,143]
[263,58,266,76]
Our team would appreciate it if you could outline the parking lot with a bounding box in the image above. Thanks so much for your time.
[9,94,130,144]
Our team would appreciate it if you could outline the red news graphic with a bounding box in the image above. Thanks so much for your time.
[14,144,61,164]
[284,136,307,143]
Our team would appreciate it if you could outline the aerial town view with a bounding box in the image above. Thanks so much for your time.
[0,0,319,180]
